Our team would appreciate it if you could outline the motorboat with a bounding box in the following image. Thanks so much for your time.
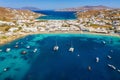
[26,46,30,49]
[96,57,99,63]
[6,48,11,52]
[21,51,27,55]
[54,46,59,51]
[69,47,74,52]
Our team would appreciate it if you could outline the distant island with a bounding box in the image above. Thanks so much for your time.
[56,5,112,11]
[18,7,41,11]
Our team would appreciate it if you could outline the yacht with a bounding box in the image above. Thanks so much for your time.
[96,57,99,63]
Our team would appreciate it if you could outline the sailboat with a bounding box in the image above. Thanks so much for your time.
[53,39,59,51]
[69,41,74,52]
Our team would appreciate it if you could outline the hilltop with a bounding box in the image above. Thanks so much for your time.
[56,5,112,11]
[19,7,41,11]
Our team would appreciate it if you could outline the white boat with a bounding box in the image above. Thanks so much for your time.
[3,68,7,72]
[14,45,18,48]
[69,47,74,52]
[6,48,11,52]
[96,57,99,63]
[102,40,106,44]
[33,48,37,53]
[108,64,116,70]
[88,66,92,71]
[3,67,10,72]
[107,55,112,59]
[26,46,30,49]
[54,46,59,51]
[0,49,2,52]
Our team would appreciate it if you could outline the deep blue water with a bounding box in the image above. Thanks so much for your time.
[0,34,120,80]
[34,10,77,20]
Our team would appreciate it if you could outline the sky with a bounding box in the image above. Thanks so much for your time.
[0,0,120,9]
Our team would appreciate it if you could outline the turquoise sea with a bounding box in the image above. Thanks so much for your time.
[34,10,77,20]
[0,34,120,80]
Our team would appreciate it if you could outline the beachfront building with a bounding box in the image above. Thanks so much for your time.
[8,27,19,32]
[22,26,38,32]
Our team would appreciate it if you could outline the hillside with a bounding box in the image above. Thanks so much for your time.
[77,9,120,19]
[76,9,120,29]
[0,7,43,21]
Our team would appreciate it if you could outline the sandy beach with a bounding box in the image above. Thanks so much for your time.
[0,31,120,46]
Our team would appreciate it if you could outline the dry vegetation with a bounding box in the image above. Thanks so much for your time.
[77,9,120,20]
[0,7,42,21]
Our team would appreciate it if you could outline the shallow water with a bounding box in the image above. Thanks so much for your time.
[0,34,120,80]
